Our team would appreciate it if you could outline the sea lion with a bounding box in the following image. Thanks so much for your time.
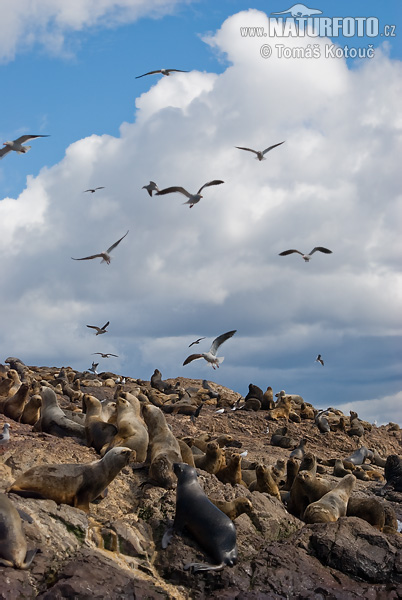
[333,459,352,478]
[299,452,317,476]
[383,503,399,534]
[84,394,118,454]
[315,410,330,433]
[209,496,253,520]
[267,396,292,421]
[271,458,286,484]
[371,449,387,468]
[194,441,226,475]
[289,438,306,460]
[177,439,195,467]
[162,463,238,572]
[35,387,86,440]
[346,497,386,531]
[330,416,347,432]
[243,398,261,411]
[3,383,29,421]
[8,447,133,512]
[299,402,315,420]
[0,493,38,569]
[286,471,333,519]
[241,469,257,486]
[283,457,299,491]
[216,453,246,486]
[103,396,149,462]
[20,394,42,425]
[261,386,274,410]
[244,384,264,402]
[344,446,373,466]
[248,465,281,500]
[303,474,356,524]
[353,467,370,481]
[347,411,364,437]
[380,455,402,494]
[0,370,21,399]
[142,404,182,489]
[270,426,297,449]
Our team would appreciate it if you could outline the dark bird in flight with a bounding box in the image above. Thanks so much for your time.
[189,337,206,347]
[235,141,285,161]
[0,134,50,160]
[156,180,224,208]
[72,231,129,264]
[142,181,159,196]
[92,352,119,358]
[279,247,332,262]
[183,330,237,370]
[315,354,324,366]
[135,69,189,79]
[84,187,105,193]
[87,321,109,335]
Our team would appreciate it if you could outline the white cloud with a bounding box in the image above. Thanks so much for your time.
[0,0,189,62]
[0,10,401,424]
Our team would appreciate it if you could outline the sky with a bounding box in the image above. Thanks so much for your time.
[0,0,401,425]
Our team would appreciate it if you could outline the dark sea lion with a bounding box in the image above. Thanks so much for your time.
[380,455,402,494]
[270,426,297,449]
[84,394,118,454]
[8,447,133,512]
[289,438,306,460]
[347,411,365,437]
[162,463,238,572]
[209,497,253,520]
[333,458,352,478]
[0,493,38,569]
[303,474,356,524]
[346,497,386,531]
[344,446,373,466]
[315,410,330,433]
[244,383,264,402]
[35,387,86,440]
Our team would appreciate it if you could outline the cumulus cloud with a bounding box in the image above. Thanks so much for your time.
[0,10,401,423]
[0,0,189,62]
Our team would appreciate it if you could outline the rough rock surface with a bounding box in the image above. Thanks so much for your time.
[1,365,402,599]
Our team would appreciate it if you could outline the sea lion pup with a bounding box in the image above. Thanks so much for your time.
[142,404,182,489]
[177,439,195,468]
[289,438,306,460]
[103,396,149,462]
[299,402,315,420]
[216,453,246,487]
[347,411,365,437]
[303,474,356,524]
[194,441,226,475]
[270,426,297,449]
[380,455,402,494]
[248,465,281,500]
[371,449,387,468]
[3,383,29,421]
[35,387,86,440]
[62,380,83,404]
[286,471,333,519]
[346,496,386,530]
[283,457,300,491]
[209,497,253,521]
[353,467,369,481]
[162,463,238,572]
[261,386,274,410]
[333,459,353,478]
[84,395,118,454]
[315,410,330,433]
[0,493,38,569]
[20,394,42,425]
[0,370,21,399]
[8,447,133,512]
[344,446,373,466]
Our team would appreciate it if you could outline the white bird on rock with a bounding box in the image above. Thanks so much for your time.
[0,423,11,452]
[183,330,237,370]
[279,247,332,262]
[0,135,50,160]
[156,180,224,208]
[72,231,129,264]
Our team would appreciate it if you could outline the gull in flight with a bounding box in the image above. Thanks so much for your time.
[92,352,119,358]
[235,141,285,161]
[88,362,99,375]
[183,330,237,369]
[156,180,224,208]
[279,247,332,262]
[188,337,206,348]
[142,181,159,197]
[135,69,189,79]
[0,134,50,160]
[315,354,324,366]
[71,231,129,264]
[84,187,105,193]
[87,321,109,335]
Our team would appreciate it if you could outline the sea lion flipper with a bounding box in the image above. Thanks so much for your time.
[0,558,14,568]
[22,548,38,569]
[161,526,174,549]
[184,561,225,572]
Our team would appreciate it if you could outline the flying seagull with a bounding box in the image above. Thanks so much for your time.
[235,141,285,161]
[279,247,332,262]
[84,187,105,193]
[88,362,99,375]
[0,134,50,160]
[72,231,129,264]
[135,69,189,79]
[315,354,324,366]
[87,321,110,335]
[92,352,119,358]
[183,330,237,370]
[156,180,224,208]
[142,181,159,197]
[189,337,206,348]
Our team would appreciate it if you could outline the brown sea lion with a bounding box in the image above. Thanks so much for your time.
[248,465,281,500]
[261,386,274,410]
[283,457,300,491]
[347,411,364,437]
[162,463,238,572]
[8,447,133,512]
[20,394,42,426]
[84,394,117,454]
[216,453,246,486]
[103,396,148,462]
[177,439,196,467]
[209,496,253,520]
[0,493,38,569]
[303,474,356,524]
[194,441,226,475]
[299,452,317,476]
[3,384,29,421]
[333,458,352,478]
[286,471,333,519]
[346,496,386,531]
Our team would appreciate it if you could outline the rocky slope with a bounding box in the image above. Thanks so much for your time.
[1,360,402,599]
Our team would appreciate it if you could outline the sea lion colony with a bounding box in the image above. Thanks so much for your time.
[1,358,401,586]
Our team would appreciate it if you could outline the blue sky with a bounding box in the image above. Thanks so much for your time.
[0,1,401,424]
